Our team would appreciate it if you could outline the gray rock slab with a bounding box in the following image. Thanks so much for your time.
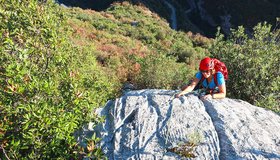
[204,98,280,160]
[91,89,280,160]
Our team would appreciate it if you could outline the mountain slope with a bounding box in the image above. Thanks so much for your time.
[63,2,211,88]
[59,0,280,37]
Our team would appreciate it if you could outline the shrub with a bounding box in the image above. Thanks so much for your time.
[0,0,113,159]
[169,41,194,62]
[210,23,280,113]
[134,54,194,90]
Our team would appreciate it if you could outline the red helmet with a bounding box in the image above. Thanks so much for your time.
[199,57,213,70]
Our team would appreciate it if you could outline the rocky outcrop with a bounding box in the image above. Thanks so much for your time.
[91,89,280,159]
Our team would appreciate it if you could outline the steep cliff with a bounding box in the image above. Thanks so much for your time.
[58,0,280,37]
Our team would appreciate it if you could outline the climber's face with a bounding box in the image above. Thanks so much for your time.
[201,70,211,78]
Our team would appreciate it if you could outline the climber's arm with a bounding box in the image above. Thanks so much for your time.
[212,83,226,99]
[176,78,200,98]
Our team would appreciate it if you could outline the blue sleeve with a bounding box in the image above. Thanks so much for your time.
[195,71,202,80]
[217,72,225,85]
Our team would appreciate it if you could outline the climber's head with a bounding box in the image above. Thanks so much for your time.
[199,57,214,71]
[199,57,214,77]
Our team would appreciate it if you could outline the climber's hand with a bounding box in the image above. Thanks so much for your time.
[175,93,182,98]
[201,94,212,100]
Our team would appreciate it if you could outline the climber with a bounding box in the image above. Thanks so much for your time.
[176,57,227,99]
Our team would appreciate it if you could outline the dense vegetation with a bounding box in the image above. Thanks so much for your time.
[210,23,280,113]
[0,0,279,159]
[0,0,116,159]
[64,2,210,89]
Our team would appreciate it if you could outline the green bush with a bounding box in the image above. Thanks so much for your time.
[0,0,114,159]
[210,23,280,113]
[64,3,208,89]
[134,54,194,89]
[69,46,120,106]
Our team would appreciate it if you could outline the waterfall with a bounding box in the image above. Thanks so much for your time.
[163,0,177,30]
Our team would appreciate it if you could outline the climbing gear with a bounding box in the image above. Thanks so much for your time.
[175,88,207,99]
[195,76,218,95]
[192,88,207,98]
[212,58,228,80]
[199,57,214,71]
[195,57,228,94]
[199,57,228,80]
[179,57,228,98]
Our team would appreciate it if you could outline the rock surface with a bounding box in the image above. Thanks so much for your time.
[93,89,280,159]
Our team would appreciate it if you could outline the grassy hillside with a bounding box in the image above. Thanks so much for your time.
[64,1,211,89]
